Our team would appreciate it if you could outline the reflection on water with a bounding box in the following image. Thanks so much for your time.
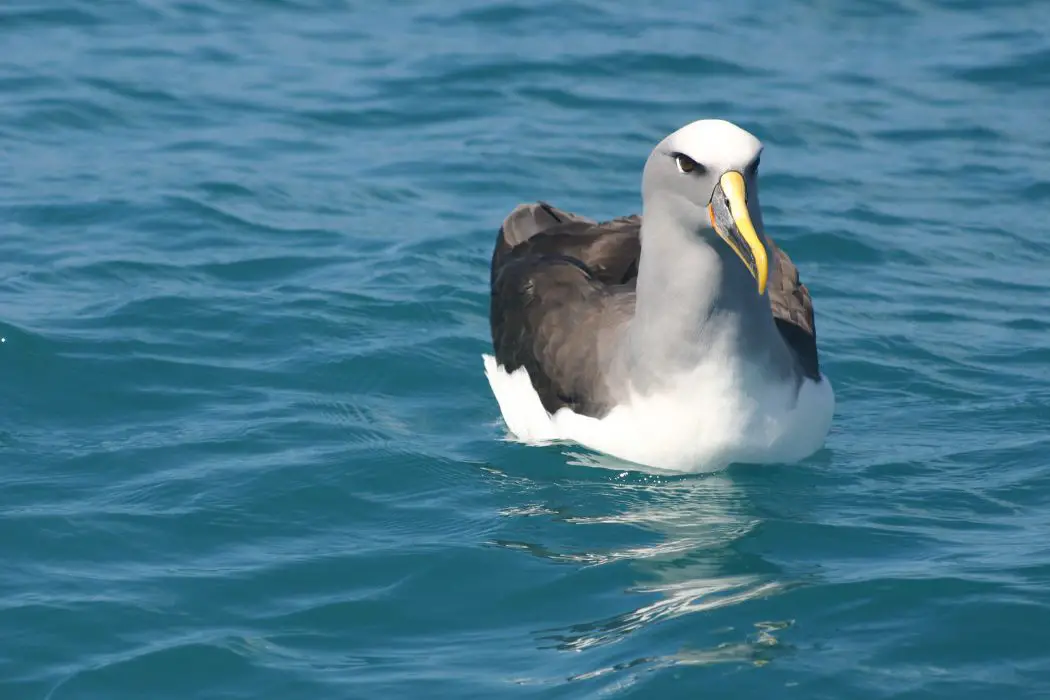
[545,576,785,652]
[492,452,796,681]
[566,620,796,684]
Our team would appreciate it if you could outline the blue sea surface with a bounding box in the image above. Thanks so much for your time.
[3,1,1050,698]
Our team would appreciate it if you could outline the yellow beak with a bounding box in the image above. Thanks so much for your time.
[706,171,769,296]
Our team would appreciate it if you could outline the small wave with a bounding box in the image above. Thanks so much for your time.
[541,577,785,652]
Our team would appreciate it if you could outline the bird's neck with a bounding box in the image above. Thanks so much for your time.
[617,209,786,388]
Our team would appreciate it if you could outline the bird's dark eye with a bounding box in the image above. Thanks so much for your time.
[673,153,701,174]
[746,156,761,177]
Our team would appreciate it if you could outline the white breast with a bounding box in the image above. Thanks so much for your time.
[482,353,834,474]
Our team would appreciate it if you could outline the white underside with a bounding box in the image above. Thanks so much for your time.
[482,353,834,474]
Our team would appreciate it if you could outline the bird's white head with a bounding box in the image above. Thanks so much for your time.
[641,119,768,294]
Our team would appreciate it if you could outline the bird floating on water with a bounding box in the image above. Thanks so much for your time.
[483,119,834,473]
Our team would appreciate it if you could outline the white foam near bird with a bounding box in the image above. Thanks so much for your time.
[483,119,835,474]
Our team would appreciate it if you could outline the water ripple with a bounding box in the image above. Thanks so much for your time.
[3,0,1050,698]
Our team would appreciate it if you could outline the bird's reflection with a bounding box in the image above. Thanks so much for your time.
[490,448,796,681]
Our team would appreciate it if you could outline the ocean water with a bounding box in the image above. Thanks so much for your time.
[3,0,1050,697]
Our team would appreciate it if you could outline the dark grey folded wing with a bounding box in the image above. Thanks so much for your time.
[492,201,641,287]
[489,202,639,417]
[766,238,821,381]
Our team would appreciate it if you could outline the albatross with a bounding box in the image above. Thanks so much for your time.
[483,119,834,473]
